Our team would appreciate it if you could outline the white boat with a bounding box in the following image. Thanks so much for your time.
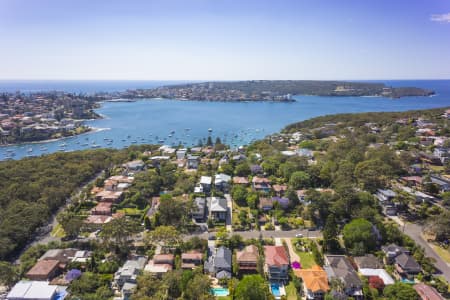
[208,128,213,132]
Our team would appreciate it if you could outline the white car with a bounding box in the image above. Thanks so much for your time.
[295,233,303,238]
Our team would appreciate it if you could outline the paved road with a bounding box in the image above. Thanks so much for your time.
[225,194,232,233]
[184,229,322,241]
[284,238,300,262]
[403,222,450,282]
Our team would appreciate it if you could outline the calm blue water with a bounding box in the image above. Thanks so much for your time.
[0,80,195,94]
[0,80,449,161]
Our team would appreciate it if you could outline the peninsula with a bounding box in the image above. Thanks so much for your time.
[118,80,435,102]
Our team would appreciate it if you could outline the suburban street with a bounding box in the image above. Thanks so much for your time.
[185,229,322,240]
[390,216,450,282]
[403,222,450,282]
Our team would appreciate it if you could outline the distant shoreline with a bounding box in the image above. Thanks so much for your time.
[0,127,108,148]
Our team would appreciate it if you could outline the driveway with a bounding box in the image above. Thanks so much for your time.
[284,238,300,263]
[225,194,232,232]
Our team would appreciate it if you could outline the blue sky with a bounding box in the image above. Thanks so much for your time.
[0,0,449,80]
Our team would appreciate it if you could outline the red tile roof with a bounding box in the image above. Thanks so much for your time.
[264,246,289,266]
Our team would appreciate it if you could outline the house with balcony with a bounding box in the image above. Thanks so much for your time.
[181,251,203,270]
[215,173,231,192]
[323,255,363,300]
[236,245,259,273]
[204,246,232,279]
[208,197,227,222]
[294,265,330,300]
[264,246,290,283]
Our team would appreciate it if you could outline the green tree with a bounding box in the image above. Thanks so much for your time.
[232,185,248,206]
[235,163,251,177]
[146,226,181,249]
[57,211,83,239]
[322,214,340,253]
[100,216,140,255]
[234,274,274,300]
[383,282,419,300]
[0,261,18,287]
[183,273,214,300]
[156,194,189,228]
[289,171,311,190]
[343,218,376,256]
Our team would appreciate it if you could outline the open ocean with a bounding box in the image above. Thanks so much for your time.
[0,80,449,160]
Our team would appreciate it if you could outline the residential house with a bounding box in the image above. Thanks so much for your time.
[400,176,423,188]
[420,152,442,165]
[297,148,314,158]
[208,197,227,222]
[264,246,290,283]
[176,148,187,160]
[144,254,175,277]
[259,197,273,211]
[323,255,363,300]
[215,173,231,192]
[204,246,232,279]
[414,283,446,300]
[219,155,229,165]
[375,189,397,216]
[252,176,271,193]
[273,184,288,197]
[200,176,212,193]
[191,197,206,221]
[39,248,91,266]
[433,147,450,164]
[7,281,58,300]
[181,251,203,269]
[250,164,263,175]
[272,197,289,209]
[236,245,259,272]
[187,155,200,169]
[394,252,422,279]
[92,202,112,215]
[294,265,330,300]
[354,254,394,286]
[25,260,60,281]
[233,176,249,185]
[353,254,383,270]
[114,256,147,296]
[123,160,145,172]
[232,154,247,163]
[430,175,450,192]
[382,244,421,279]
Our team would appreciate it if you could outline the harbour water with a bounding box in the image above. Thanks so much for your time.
[1,80,449,161]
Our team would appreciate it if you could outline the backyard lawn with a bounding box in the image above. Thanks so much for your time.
[285,281,300,300]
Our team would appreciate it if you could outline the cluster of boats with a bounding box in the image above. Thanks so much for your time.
[1,126,267,161]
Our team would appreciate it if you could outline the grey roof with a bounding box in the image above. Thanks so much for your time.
[192,197,206,214]
[377,189,396,197]
[382,244,409,255]
[208,197,227,212]
[215,173,231,184]
[354,254,383,269]
[395,253,421,272]
[215,246,232,269]
[7,281,57,300]
[325,255,362,289]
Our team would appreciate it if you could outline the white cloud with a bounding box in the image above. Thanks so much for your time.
[430,13,450,23]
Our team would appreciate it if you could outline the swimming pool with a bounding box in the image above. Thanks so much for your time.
[271,283,281,297]
[211,287,229,296]
[54,290,67,300]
